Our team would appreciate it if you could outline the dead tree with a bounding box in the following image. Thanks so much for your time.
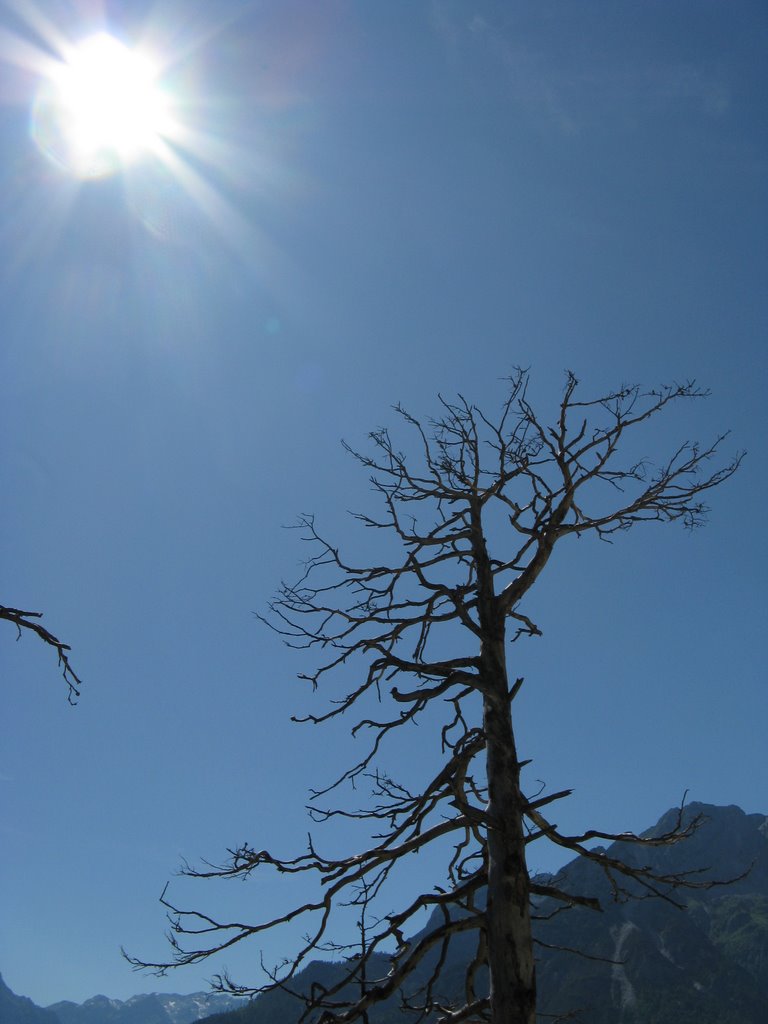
[1,604,82,703]
[128,372,741,1024]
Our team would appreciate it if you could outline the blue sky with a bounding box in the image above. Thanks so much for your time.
[1,0,766,1008]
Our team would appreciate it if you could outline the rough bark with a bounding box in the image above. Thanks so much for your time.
[484,675,535,1024]
[471,494,535,1024]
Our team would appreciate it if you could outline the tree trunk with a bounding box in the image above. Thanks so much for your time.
[483,642,536,1024]
[469,497,536,1023]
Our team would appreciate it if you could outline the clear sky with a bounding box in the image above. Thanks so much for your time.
[1,0,766,1009]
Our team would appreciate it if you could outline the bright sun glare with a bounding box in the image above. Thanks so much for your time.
[33,33,172,179]
[6,7,264,249]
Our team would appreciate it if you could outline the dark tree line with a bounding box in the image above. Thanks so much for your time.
[130,371,741,1024]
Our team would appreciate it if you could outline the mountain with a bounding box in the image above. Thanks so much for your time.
[532,802,768,1022]
[193,802,768,1024]
[47,993,240,1024]
[0,986,239,1024]
[0,975,60,1024]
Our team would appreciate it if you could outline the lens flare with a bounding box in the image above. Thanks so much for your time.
[32,33,173,179]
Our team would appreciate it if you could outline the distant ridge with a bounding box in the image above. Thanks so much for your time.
[45,993,241,1024]
[0,985,239,1024]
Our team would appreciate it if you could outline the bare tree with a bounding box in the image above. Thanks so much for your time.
[129,372,741,1024]
[1,604,83,703]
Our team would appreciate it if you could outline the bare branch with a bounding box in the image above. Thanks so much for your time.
[1,605,83,703]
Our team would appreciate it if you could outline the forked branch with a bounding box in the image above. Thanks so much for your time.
[1,605,83,703]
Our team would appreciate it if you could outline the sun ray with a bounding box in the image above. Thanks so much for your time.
[0,28,56,78]
[4,0,78,65]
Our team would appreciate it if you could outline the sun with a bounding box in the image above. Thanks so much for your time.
[32,33,173,179]
[6,8,275,250]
